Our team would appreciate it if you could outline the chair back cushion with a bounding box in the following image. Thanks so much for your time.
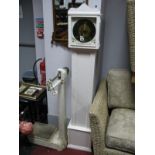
[106,108,135,153]
[107,69,134,109]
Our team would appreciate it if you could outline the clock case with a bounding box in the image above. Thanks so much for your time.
[68,3,101,49]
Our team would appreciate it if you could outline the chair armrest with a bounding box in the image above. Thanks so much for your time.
[89,79,109,155]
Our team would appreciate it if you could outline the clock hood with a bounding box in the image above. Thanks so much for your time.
[68,3,100,16]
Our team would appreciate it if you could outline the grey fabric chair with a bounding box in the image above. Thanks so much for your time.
[89,69,135,155]
[127,0,135,72]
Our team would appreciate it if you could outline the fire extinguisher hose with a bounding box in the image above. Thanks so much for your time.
[33,58,42,85]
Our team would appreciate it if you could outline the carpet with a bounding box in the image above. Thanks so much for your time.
[31,146,93,155]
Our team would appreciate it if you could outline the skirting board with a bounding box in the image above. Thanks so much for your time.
[48,115,92,152]
[67,121,92,152]
[67,144,91,152]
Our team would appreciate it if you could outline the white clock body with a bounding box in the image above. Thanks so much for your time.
[68,3,101,49]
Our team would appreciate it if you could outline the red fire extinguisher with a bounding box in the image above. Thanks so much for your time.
[40,58,46,86]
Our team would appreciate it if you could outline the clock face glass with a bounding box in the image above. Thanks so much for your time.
[73,19,96,43]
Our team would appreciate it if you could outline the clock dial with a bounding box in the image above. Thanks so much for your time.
[73,19,96,43]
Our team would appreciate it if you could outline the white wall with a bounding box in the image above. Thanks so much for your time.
[101,0,130,77]
[33,0,129,123]
[32,0,45,83]
[89,0,130,80]
[42,0,72,120]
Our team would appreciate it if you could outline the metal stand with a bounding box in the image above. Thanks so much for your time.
[28,67,69,151]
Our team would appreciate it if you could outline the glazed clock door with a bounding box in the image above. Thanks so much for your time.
[73,19,96,43]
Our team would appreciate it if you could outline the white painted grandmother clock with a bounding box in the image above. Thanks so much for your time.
[67,3,101,152]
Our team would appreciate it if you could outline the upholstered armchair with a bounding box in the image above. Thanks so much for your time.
[127,0,135,72]
[89,69,135,155]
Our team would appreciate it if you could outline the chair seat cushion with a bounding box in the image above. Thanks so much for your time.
[106,108,135,153]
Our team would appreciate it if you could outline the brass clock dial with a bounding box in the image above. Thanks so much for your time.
[73,19,96,43]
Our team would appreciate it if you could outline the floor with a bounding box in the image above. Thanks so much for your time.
[19,136,93,155]
[20,144,93,155]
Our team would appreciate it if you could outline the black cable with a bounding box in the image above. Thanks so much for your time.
[33,58,42,84]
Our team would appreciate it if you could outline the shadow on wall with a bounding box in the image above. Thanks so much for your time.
[101,0,130,77]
